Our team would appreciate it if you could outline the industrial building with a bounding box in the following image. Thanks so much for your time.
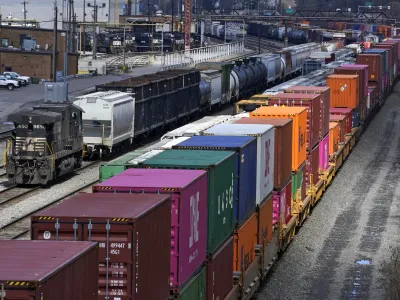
[0,26,78,79]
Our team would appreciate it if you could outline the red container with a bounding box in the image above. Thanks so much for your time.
[306,143,320,187]
[31,193,172,300]
[266,93,321,149]
[206,237,234,300]
[284,86,330,138]
[234,117,292,190]
[330,114,347,143]
[356,54,382,84]
[0,240,98,300]
[92,168,208,291]
[329,108,352,135]
[367,86,376,110]
[381,40,399,68]
[272,179,292,225]
[335,64,369,101]
[375,44,394,70]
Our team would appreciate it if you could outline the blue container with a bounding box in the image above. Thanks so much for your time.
[173,135,257,225]
[353,24,361,30]
[364,49,388,72]
[352,105,360,127]
[371,25,377,33]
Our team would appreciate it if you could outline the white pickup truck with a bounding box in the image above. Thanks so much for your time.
[3,72,31,85]
[0,76,19,90]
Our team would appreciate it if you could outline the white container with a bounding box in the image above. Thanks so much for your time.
[129,149,165,165]
[201,70,222,106]
[74,91,135,151]
[203,123,275,205]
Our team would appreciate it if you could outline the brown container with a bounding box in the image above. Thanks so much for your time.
[306,143,320,187]
[326,74,360,109]
[334,67,366,101]
[265,93,321,149]
[356,54,382,83]
[233,210,258,272]
[284,86,331,138]
[233,117,292,190]
[330,114,346,143]
[206,237,234,300]
[329,122,340,155]
[0,240,98,300]
[31,193,172,300]
[257,193,273,246]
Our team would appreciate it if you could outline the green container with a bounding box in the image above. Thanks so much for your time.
[99,150,147,182]
[291,163,304,200]
[178,267,206,300]
[138,149,236,254]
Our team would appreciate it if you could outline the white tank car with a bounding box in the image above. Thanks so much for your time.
[73,91,135,158]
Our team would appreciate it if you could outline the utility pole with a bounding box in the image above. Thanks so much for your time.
[52,0,58,81]
[88,1,106,59]
[72,13,76,53]
[21,1,28,26]
[83,0,86,54]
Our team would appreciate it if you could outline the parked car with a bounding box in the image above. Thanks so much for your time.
[2,74,26,87]
[0,76,19,90]
[3,71,30,85]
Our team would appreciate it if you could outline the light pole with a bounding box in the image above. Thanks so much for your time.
[87,1,106,59]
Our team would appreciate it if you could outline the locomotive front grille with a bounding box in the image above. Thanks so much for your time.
[14,137,47,156]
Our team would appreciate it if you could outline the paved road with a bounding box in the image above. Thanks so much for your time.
[257,83,400,299]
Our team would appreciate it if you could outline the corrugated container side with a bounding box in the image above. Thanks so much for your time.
[329,108,353,134]
[233,211,258,272]
[329,123,340,155]
[266,93,321,149]
[284,86,331,138]
[0,241,98,300]
[292,162,306,201]
[334,66,367,101]
[206,237,234,300]
[272,179,291,225]
[356,54,382,84]
[233,118,292,190]
[137,150,236,253]
[257,194,273,245]
[326,75,360,109]
[250,106,307,172]
[92,169,208,290]
[319,133,330,170]
[179,267,206,300]
[31,193,172,300]
[306,143,320,187]
[330,114,347,143]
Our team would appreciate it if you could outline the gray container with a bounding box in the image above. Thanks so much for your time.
[44,82,68,102]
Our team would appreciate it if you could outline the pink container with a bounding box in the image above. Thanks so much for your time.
[272,179,292,225]
[340,64,369,99]
[319,134,330,171]
[93,168,208,290]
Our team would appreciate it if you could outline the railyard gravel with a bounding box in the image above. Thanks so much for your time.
[257,85,400,300]
[0,165,98,228]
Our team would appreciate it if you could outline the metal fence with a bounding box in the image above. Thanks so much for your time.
[161,42,245,70]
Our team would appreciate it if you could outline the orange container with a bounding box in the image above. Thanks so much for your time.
[329,122,340,155]
[329,114,346,143]
[233,210,258,272]
[250,106,307,172]
[257,194,273,247]
[326,75,360,109]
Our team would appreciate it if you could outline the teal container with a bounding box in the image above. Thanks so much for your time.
[178,267,206,300]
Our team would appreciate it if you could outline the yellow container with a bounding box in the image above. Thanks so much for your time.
[250,106,307,172]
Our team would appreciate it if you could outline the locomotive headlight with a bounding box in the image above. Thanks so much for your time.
[38,151,44,157]
[14,150,19,156]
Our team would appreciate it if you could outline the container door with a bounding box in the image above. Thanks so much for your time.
[2,289,35,299]
[83,222,134,300]
[32,220,84,241]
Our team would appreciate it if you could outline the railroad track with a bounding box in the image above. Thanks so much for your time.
[244,36,286,52]
[0,160,101,240]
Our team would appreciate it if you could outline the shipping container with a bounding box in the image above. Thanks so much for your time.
[272,179,292,225]
[264,93,321,149]
[202,124,275,205]
[330,114,347,143]
[258,194,273,245]
[250,106,307,172]
[326,74,360,109]
[233,211,258,273]
[292,162,306,201]
[172,136,256,226]
[335,64,369,101]
[329,123,340,155]
[206,237,234,300]
[233,118,292,190]
[0,240,98,300]
[31,193,171,300]
[319,133,330,170]
[356,54,382,86]
[179,267,206,300]
[136,149,235,253]
[284,86,331,138]
[93,169,208,290]
[329,108,353,134]
[306,143,320,187]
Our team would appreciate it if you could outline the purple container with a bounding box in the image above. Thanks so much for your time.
[319,134,329,171]
[340,64,369,99]
[93,168,208,290]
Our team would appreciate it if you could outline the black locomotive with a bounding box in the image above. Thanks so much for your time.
[5,102,84,185]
